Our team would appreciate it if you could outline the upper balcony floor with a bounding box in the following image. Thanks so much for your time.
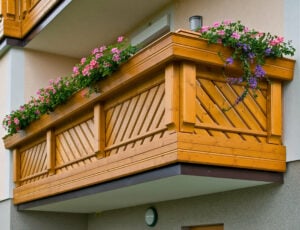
[3,30,295,212]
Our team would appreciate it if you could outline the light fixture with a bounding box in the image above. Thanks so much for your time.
[189,15,203,31]
[145,207,158,227]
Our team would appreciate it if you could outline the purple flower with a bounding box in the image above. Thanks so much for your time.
[227,77,243,84]
[226,57,234,65]
[265,48,272,56]
[248,52,255,59]
[242,44,250,52]
[249,77,257,89]
[255,65,266,78]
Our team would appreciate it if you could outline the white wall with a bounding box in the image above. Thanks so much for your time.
[0,48,78,200]
[0,49,25,201]
[0,52,11,201]
[284,0,300,161]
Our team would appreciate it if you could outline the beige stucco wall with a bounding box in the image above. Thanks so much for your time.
[173,0,284,35]
[24,49,78,102]
[0,52,11,201]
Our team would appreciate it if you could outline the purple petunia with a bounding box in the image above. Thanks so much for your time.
[265,48,272,56]
[254,65,266,78]
[249,77,258,89]
[226,57,234,65]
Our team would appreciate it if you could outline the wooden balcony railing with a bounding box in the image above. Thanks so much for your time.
[0,0,61,39]
[3,30,295,204]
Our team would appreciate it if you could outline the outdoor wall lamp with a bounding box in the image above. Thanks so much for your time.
[145,207,158,227]
[189,15,203,31]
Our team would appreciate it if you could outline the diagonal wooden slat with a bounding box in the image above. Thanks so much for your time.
[196,79,243,140]
[20,141,47,181]
[56,119,94,170]
[105,83,166,154]
[195,75,268,143]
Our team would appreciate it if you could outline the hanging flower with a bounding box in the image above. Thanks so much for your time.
[200,20,295,107]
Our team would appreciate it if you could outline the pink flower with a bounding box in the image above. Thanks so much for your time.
[269,40,278,46]
[213,22,220,28]
[89,59,99,69]
[117,36,124,43]
[200,26,210,33]
[217,30,225,36]
[99,46,107,52]
[19,106,25,111]
[36,89,41,95]
[257,32,265,38]
[111,47,120,54]
[73,66,80,76]
[14,117,19,125]
[244,27,249,33]
[49,79,54,84]
[112,54,121,62]
[80,57,86,64]
[231,32,240,39]
[82,66,91,76]
[223,20,232,25]
[217,39,222,44]
[95,53,103,59]
[55,77,62,85]
[92,48,99,55]
[276,36,284,43]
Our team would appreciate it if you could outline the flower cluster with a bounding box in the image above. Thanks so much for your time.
[200,20,295,105]
[3,36,137,136]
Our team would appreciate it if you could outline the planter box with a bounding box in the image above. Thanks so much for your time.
[4,30,295,204]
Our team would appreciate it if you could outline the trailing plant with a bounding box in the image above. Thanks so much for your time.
[2,36,137,136]
[200,20,295,107]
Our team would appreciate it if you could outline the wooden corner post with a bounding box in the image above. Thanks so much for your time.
[165,63,180,130]
[267,81,282,144]
[180,62,196,133]
[13,149,21,187]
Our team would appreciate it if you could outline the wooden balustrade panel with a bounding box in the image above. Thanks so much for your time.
[20,140,48,185]
[196,66,268,143]
[55,118,97,174]
[21,0,60,37]
[105,81,167,156]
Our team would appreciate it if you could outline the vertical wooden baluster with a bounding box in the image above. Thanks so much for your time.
[268,81,282,144]
[13,149,20,187]
[180,62,196,133]
[94,103,106,158]
[47,129,56,175]
[165,63,180,131]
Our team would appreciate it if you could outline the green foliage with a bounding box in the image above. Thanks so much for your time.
[3,37,137,136]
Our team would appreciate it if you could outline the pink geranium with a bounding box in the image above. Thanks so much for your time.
[117,36,124,43]
[213,22,220,28]
[218,30,225,36]
[231,32,240,39]
[200,26,210,33]
[14,117,19,125]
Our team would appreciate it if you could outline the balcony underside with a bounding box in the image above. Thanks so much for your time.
[18,163,282,213]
